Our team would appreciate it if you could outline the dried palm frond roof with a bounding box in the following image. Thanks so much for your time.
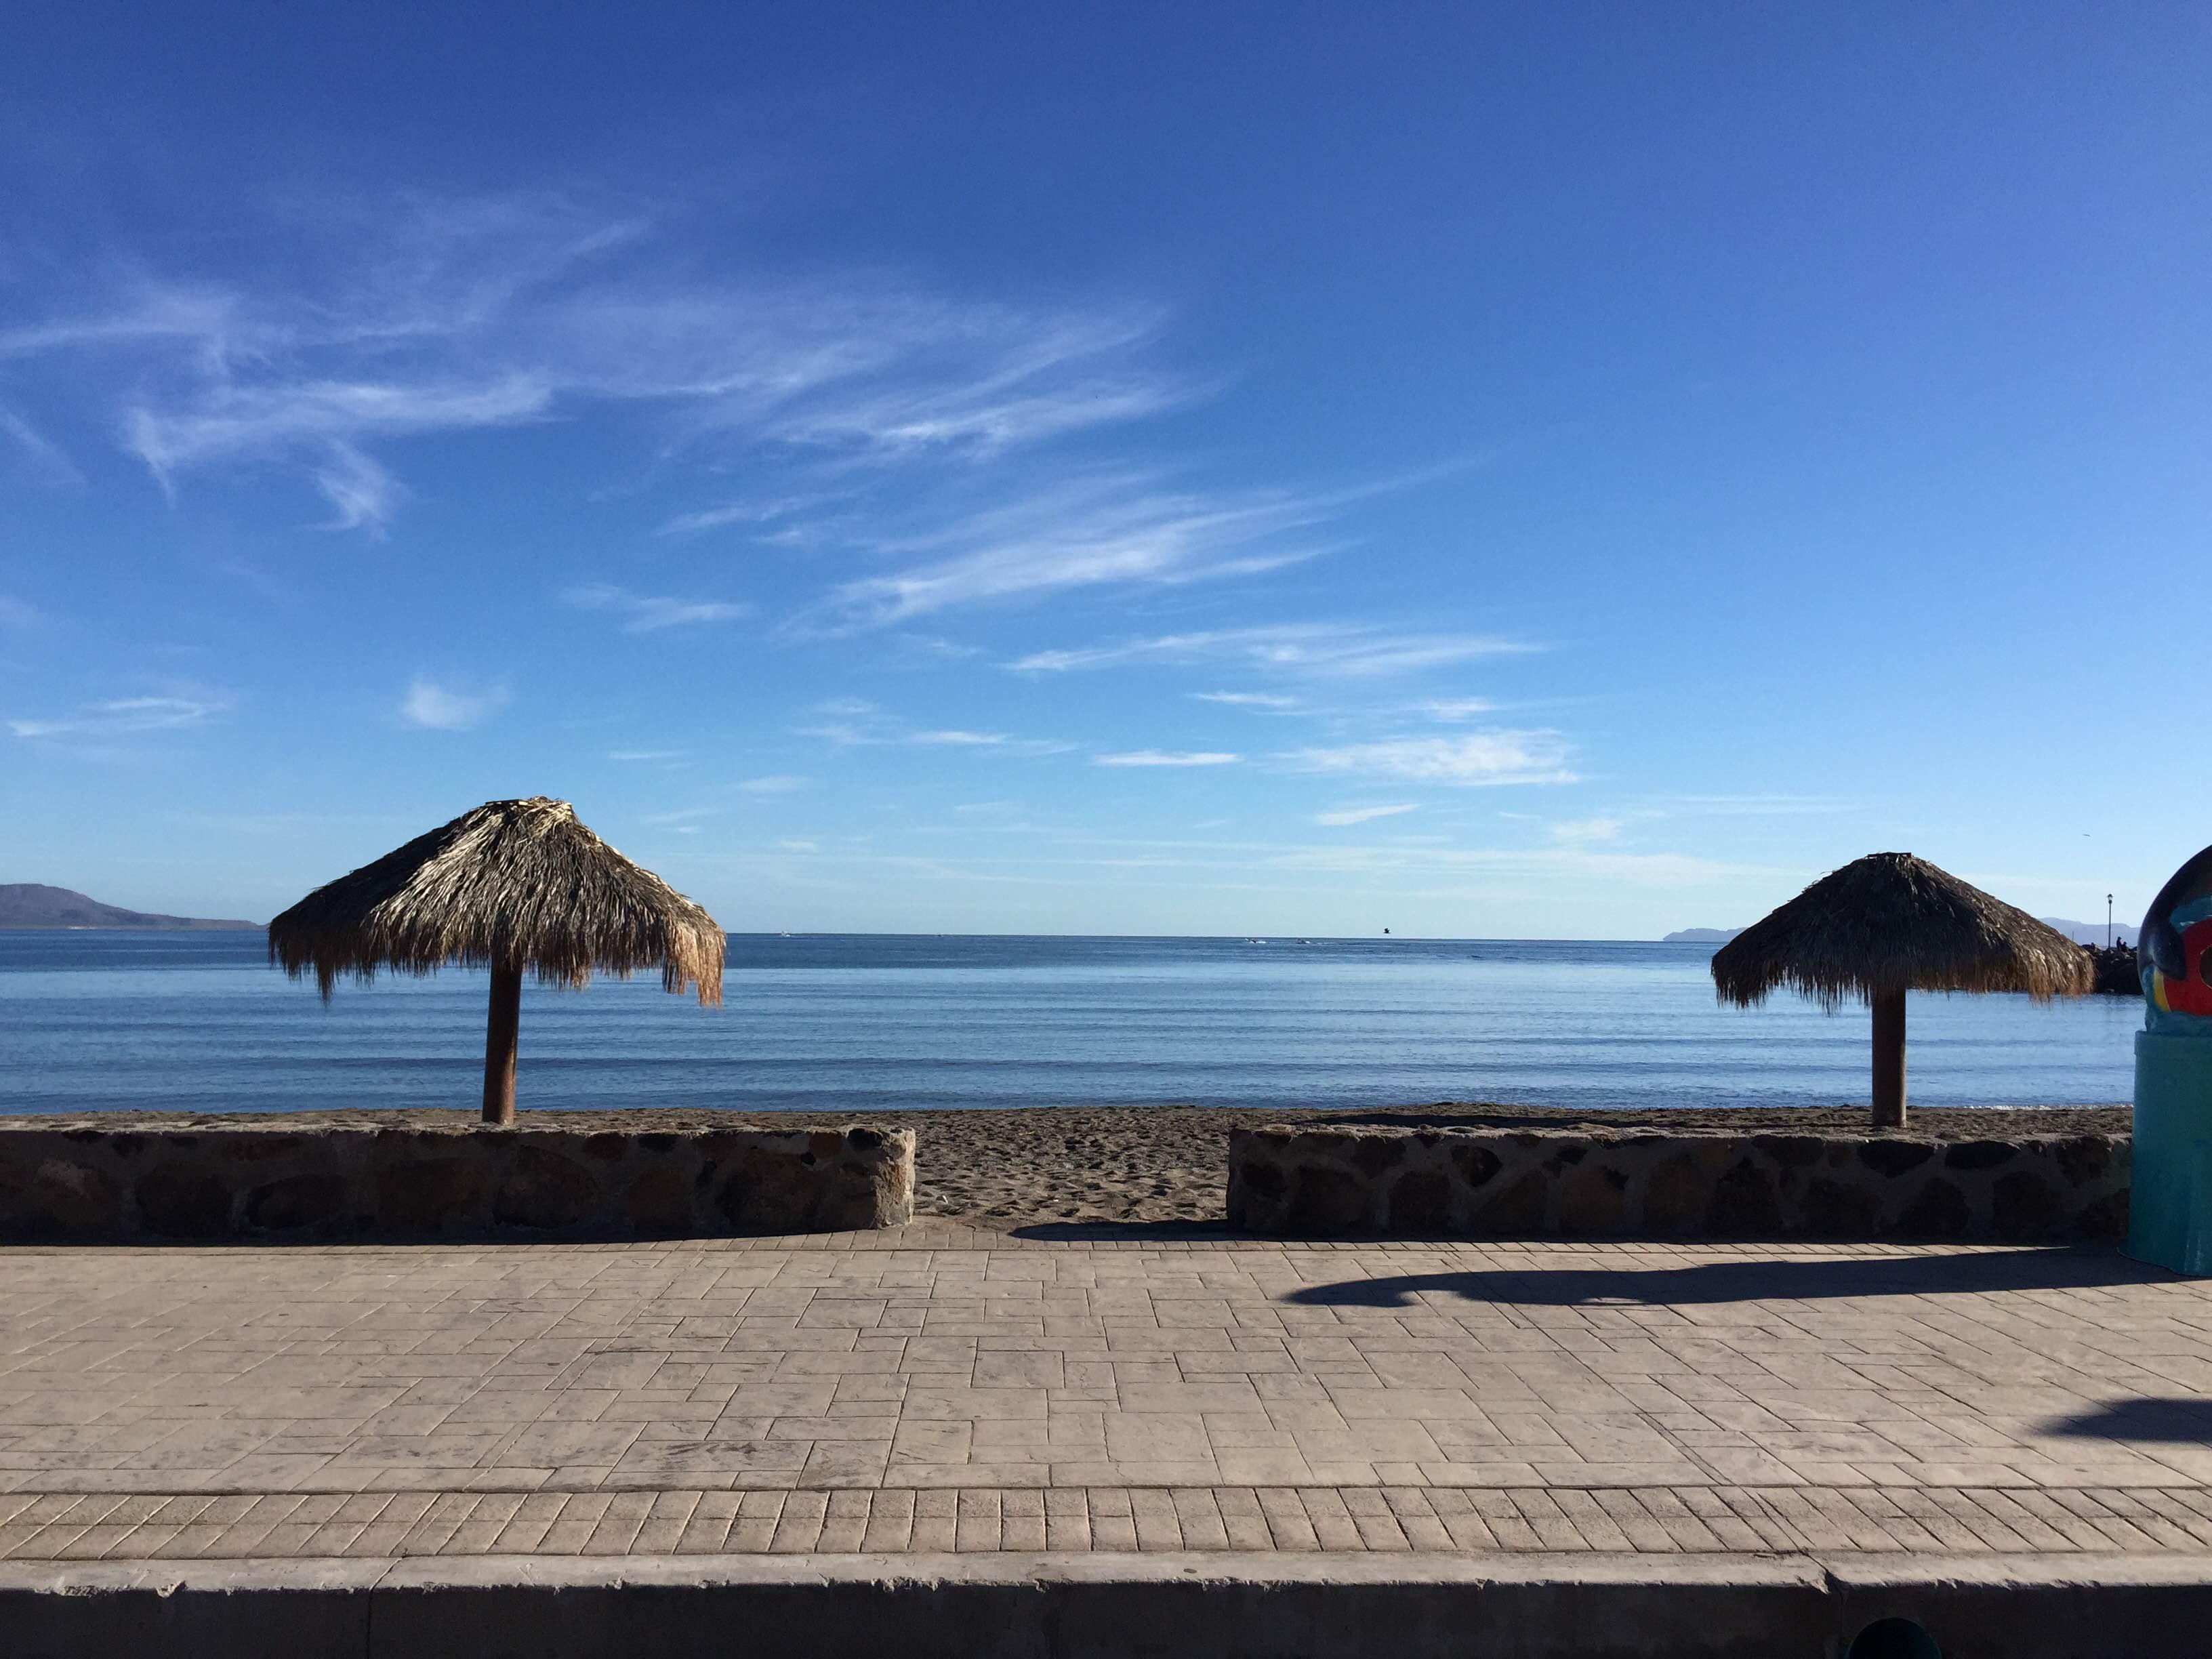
[1712,851,2089,1010]
[268,797,723,1004]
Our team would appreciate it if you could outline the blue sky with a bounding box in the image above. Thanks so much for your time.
[1,4,2203,937]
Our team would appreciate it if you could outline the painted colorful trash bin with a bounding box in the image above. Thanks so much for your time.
[2127,844,2212,1274]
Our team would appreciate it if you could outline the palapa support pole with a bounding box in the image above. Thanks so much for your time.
[1870,988,1906,1131]
[482,963,522,1126]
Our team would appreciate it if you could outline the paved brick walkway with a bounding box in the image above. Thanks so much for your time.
[3,1225,2209,1561]
[11,1482,2212,1561]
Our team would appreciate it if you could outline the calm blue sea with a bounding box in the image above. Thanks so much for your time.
[0,931,2138,1115]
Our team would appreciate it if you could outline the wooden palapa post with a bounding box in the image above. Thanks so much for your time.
[482,963,522,1126]
[1870,988,1906,1130]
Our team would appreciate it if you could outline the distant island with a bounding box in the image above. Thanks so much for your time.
[1662,927,1742,944]
[0,884,260,930]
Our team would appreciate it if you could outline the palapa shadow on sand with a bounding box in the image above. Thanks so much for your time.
[1282,1245,2175,1309]
[1007,1219,1237,1243]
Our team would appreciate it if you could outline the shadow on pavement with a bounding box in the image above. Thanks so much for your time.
[1283,1247,2177,1308]
[2043,1397,2212,1443]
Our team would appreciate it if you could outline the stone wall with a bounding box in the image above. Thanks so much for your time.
[1227,1126,2129,1240]
[0,1124,914,1241]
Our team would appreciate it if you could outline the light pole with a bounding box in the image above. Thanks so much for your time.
[2108,893,2114,950]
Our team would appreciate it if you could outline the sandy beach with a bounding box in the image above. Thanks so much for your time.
[73,1103,2131,1228]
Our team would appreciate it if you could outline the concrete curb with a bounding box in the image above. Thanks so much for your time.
[4,1551,2211,1657]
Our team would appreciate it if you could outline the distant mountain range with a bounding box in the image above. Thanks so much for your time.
[2041,917,2137,948]
[0,884,260,930]
[1662,927,1742,943]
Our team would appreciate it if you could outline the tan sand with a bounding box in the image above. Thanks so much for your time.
[67,1102,2131,1229]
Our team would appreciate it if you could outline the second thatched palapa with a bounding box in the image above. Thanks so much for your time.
[268,798,724,1124]
[1712,851,2089,1129]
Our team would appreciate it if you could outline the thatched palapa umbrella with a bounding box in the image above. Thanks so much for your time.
[1711,852,2089,1130]
[269,798,724,1125]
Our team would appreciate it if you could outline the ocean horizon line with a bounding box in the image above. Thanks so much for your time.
[6,924,1722,947]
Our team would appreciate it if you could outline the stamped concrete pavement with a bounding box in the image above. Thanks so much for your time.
[1,1225,2211,1562]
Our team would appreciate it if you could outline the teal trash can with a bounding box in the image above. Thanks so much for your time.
[2128,1031,2212,1273]
[2123,843,2212,1275]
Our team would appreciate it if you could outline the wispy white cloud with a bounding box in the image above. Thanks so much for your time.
[0,192,1185,533]
[790,697,890,744]
[1010,624,1536,678]
[0,592,49,630]
[1288,731,1575,787]
[9,693,228,740]
[799,478,1330,631]
[655,495,832,537]
[0,405,81,485]
[309,445,405,533]
[126,378,548,531]
[1194,691,1299,710]
[400,677,504,731]
[1508,797,1847,843]
[1096,750,1240,768]
[1314,803,1419,827]
[562,582,750,633]
[609,748,684,762]
[1416,697,1498,721]
[684,828,1778,897]
[912,729,1007,746]
[895,634,986,661]
[795,699,1066,755]
[778,838,819,853]
[1104,835,1767,889]
[1551,815,1626,844]
[795,721,882,747]
[0,283,245,360]
[755,308,1181,453]
[738,775,806,794]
